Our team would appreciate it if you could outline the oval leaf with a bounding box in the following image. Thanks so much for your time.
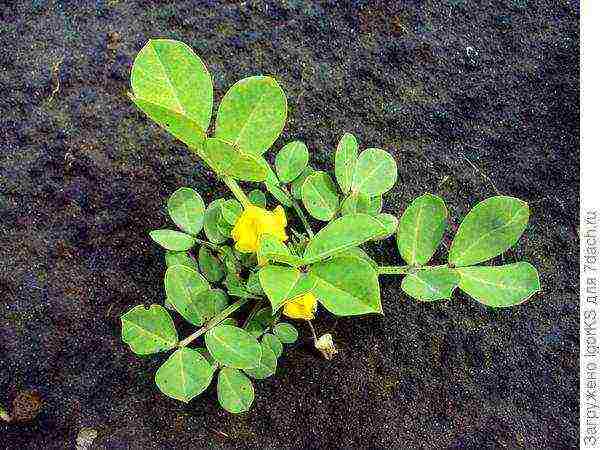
[221,199,243,226]
[275,141,309,183]
[244,341,277,380]
[203,200,228,244]
[351,148,398,196]
[204,138,267,182]
[168,187,205,235]
[449,196,529,267]
[155,347,215,403]
[334,132,359,194]
[121,305,178,355]
[303,214,389,264]
[372,213,398,241]
[309,256,382,316]
[302,171,339,221]
[397,194,447,265]
[205,325,262,369]
[340,192,381,216]
[150,229,195,251]
[264,165,294,206]
[164,265,211,326]
[273,323,298,344]
[457,262,540,307]
[290,166,315,200]
[401,267,460,301]
[165,251,196,270]
[130,39,212,148]
[262,333,283,358]
[197,247,225,283]
[259,265,315,312]
[215,76,287,156]
[248,189,267,207]
[217,368,255,414]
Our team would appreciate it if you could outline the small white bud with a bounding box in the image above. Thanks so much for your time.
[315,333,338,360]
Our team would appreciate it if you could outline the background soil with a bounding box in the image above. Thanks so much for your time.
[0,0,579,448]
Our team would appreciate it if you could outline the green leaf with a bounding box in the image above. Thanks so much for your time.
[262,333,283,358]
[264,166,293,206]
[340,192,381,216]
[457,262,540,307]
[167,187,205,236]
[401,267,459,301]
[259,265,315,312]
[204,138,268,182]
[351,148,398,196]
[302,171,339,221]
[244,340,277,380]
[216,215,233,238]
[334,132,359,194]
[273,323,298,344]
[397,194,447,266]
[205,325,262,369]
[309,256,382,316]
[203,200,228,244]
[217,368,255,414]
[449,196,529,267]
[245,307,274,338]
[165,251,196,270]
[275,141,309,183]
[121,305,178,355]
[290,166,314,200]
[130,39,212,148]
[303,213,389,264]
[372,213,398,240]
[197,247,225,283]
[164,265,211,326]
[246,271,264,295]
[199,289,229,319]
[257,234,304,267]
[155,347,215,403]
[215,76,287,156]
[150,230,195,251]
[336,247,378,269]
[248,189,267,207]
[220,199,243,226]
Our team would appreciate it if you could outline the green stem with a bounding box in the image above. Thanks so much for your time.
[222,176,250,208]
[178,297,251,347]
[377,264,449,275]
[291,198,314,238]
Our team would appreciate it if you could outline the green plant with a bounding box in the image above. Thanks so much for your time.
[120,39,541,413]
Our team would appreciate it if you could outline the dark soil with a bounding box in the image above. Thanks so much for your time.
[0,0,579,448]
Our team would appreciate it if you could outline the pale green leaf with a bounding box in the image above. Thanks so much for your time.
[334,132,359,194]
[340,192,382,216]
[275,141,309,183]
[303,213,389,264]
[397,194,447,266]
[309,256,382,316]
[221,199,243,226]
[215,76,287,156]
[217,368,254,414]
[167,187,205,236]
[449,196,529,267]
[351,148,398,196]
[165,251,196,270]
[244,341,277,380]
[164,265,211,326]
[204,138,267,182]
[150,230,195,251]
[155,347,215,403]
[372,213,398,240]
[401,267,459,301]
[248,189,267,207]
[121,304,178,355]
[262,333,283,358]
[205,325,262,369]
[264,165,293,206]
[203,200,228,244]
[457,262,540,307]
[257,234,304,267]
[246,271,264,295]
[290,166,314,200]
[302,171,339,221]
[259,265,315,312]
[273,323,298,344]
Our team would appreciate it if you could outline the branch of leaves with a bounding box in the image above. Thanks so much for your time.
[388,194,541,307]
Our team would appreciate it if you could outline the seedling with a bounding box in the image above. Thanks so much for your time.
[120,39,541,413]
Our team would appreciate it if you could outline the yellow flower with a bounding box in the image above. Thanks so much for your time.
[231,205,288,253]
[283,292,317,320]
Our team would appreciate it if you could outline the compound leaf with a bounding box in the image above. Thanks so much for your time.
[275,141,309,183]
[449,196,529,267]
[457,262,540,307]
[309,256,382,316]
[150,229,195,251]
[397,194,447,265]
[215,76,287,156]
[167,187,205,236]
[121,304,178,355]
[217,368,254,414]
[401,267,459,301]
[205,325,262,369]
[155,347,215,403]
[351,148,397,196]
[302,171,339,221]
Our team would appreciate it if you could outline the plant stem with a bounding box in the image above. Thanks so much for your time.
[377,264,449,275]
[178,297,251,347]
[222,176,250,208]
[291,198,314,238]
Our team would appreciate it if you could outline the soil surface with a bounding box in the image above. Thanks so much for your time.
[0,0,579,448]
